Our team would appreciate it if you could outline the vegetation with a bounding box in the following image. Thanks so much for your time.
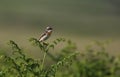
[0,38,120,77]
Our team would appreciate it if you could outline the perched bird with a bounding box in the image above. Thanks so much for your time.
[39,26,53,42]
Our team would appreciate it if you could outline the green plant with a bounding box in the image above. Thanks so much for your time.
[0,39,120,77]
[58,41,120,77]
[0,38,77,77]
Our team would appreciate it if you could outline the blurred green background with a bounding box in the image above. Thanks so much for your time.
[0,0,120,56]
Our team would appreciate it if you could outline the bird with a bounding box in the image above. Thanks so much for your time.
[39,26,53,42]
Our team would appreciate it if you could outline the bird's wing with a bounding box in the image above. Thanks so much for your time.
[39,32,46,40]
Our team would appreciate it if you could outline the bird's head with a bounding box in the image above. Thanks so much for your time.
[46,26,53,33]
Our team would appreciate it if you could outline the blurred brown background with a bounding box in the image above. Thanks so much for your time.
[0,0,120,56]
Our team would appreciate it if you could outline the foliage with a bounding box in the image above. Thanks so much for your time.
[56,41,120,77]
[0,38,76,77]
[0,38,120,77]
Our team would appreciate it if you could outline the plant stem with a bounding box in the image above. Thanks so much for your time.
[41,52,47,71]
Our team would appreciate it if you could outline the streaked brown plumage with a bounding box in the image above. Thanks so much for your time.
[39,27,53,42]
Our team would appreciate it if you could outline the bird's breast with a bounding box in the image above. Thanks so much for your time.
[47,31,52,35]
